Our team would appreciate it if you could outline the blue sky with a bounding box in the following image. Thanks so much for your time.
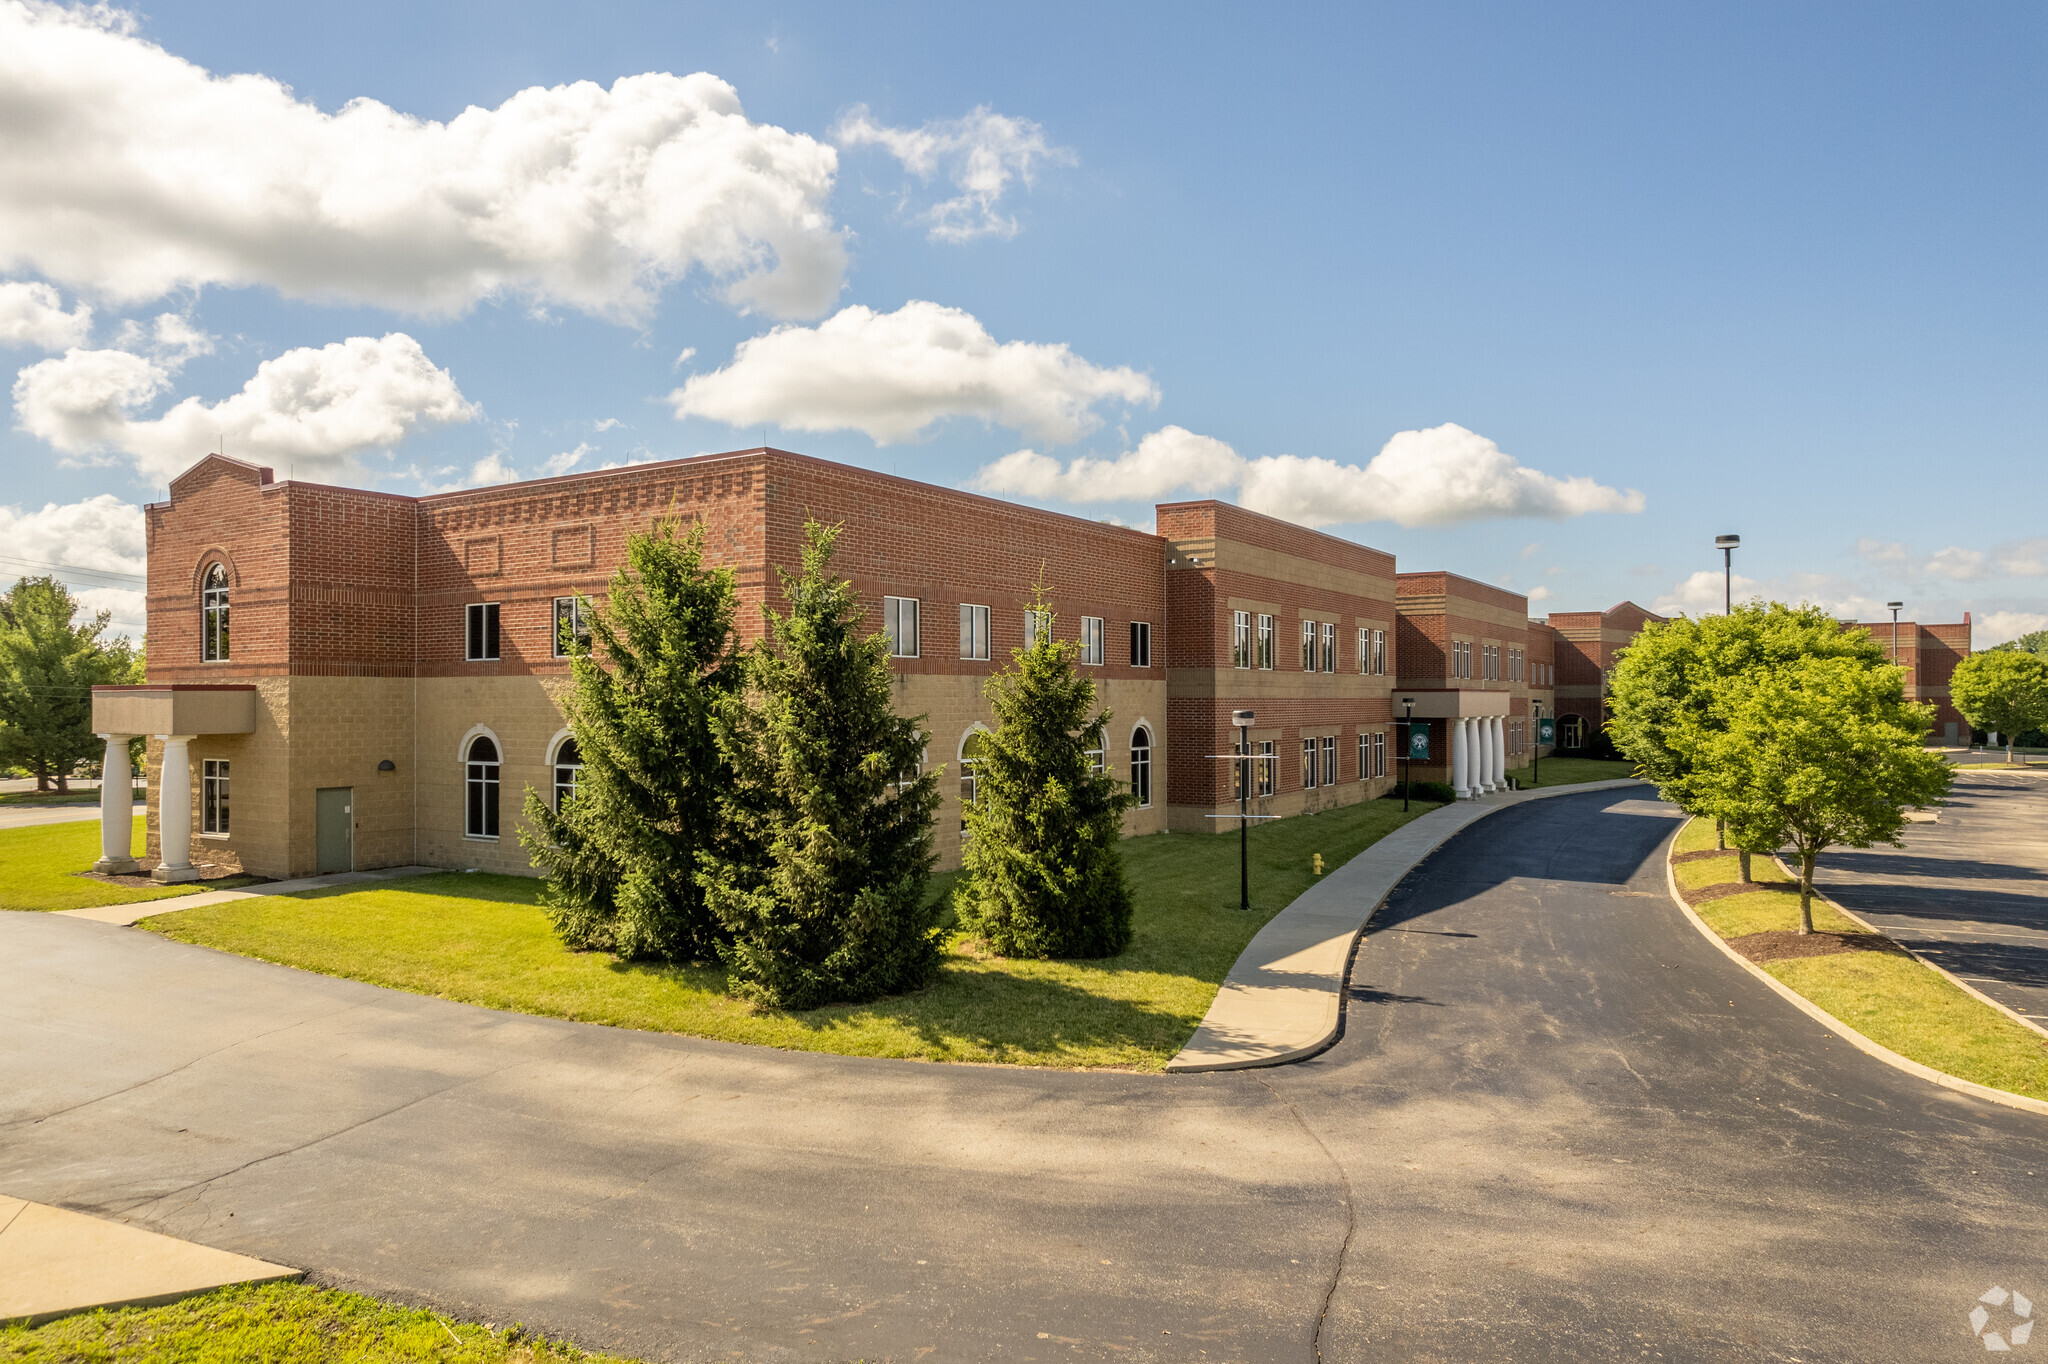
[2,1,2044,643]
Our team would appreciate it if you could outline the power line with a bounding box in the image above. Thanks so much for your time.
[0,554,146,586]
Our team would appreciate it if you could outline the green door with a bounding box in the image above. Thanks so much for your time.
[316,787,354,875]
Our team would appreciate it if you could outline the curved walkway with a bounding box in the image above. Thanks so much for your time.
[6,787,2047,1360]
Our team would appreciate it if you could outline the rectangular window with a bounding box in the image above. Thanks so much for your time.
[1025,608,1049,649]
[1231,735,1245,802]
[1323,735,1337,782]
[959,603,990,661]
[1130,620,1151,668]
[1302,738,1319,789]
[552,597,591,657]
[1257,739,1275,797]
[1374,730,1386,777]
[1087,747,1104,775]
[1302,620,1317,672]
[1080,615,1104,666]
[202,758,229,834]
[1258,614,1274,669]
[882,596,920,658]
[1321,622,1336,674]
[466,603,500,661]
[1374,629,1387,676]
[1358,628,1370,674]
[1358,733,1369,781]
[1233,610,1251,669]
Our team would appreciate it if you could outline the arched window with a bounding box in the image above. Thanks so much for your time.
[1559,714,1587,750]
[466,735,500,837]
[1130,726,1152,809]
[959,729,988,831]
[552,737,581,812]
[201,562,230,661]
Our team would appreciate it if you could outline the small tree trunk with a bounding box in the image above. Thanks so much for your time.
[2011,737,2019,765]
[55,769,69,793]
[1798,850,1816,935]
[1716,818,1726,851]
[1738,849,1752,884]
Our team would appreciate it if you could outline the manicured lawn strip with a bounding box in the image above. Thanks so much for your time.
[147,796,1441,1071]
[1671,816,2048,1101]
[0,786,145,808]
[0,816,219,912]
[1501,756,1636,789]
[1673,816,1721,855]
[0,1280,634,1363]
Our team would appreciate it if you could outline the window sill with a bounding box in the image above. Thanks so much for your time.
[463,834,500,843]
[198,832,231,841]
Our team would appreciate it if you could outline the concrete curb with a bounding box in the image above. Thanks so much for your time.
[1165,778,1650,1073]
[55,865,441,927]
[1663,838,2048,1118]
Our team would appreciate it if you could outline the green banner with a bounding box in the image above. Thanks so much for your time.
[1408,726,1430,761]
[1537,717,1556,745]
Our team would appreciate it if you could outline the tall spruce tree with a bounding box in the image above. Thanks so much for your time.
[521,517,737,962]
[700,519,943,1009]
[956,590,1138,960]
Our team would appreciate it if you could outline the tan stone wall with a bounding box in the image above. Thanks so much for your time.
[418,675,572,875]
[144,677,296,880]
[283,676,420,876]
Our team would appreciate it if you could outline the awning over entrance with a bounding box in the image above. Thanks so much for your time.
[90,684,257,882]
[91,684,257,737]
[1397,688,1510,718]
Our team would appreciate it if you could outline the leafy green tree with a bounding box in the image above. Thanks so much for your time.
[955,592,1138,959]
[1607,602,1885,878]
[700,519,943,1009]
[520,518,739,962]
[1695,655,1950,933]
[1950,649,2048,764]
[0,577,140,792]
[1989,628,2048,660]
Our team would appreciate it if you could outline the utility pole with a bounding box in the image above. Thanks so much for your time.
[1715,534,1741,614]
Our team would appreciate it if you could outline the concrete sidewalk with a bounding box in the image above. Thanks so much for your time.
[1165,778,1648,1072]
[0,1195,297,1326]
[57,865,441,927]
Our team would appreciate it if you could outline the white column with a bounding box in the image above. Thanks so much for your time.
[152,734,200,883]
[1492,716,1508,791]
[93,733,139,875]
[1451,717,1471,798]
[1475,717,1492,792]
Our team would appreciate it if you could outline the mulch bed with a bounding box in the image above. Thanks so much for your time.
[1680,880,1796,907]
[1671,849,1737,865]
[1728,930,1905,964]
[75,859,268,891]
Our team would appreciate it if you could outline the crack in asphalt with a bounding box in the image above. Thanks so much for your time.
[1253,1072,1356,1364]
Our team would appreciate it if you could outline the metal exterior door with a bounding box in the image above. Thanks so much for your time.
[316,787,353,875]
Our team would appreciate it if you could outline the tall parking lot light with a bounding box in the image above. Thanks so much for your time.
[1401,697,1416,812]
[1234,709,1254,912]
[1715,534,1741,614]
[1888,601,1905,664]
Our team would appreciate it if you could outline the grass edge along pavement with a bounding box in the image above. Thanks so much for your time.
[1664,815,2048,1111]
[0,816,260,913]
[0,1280,642,1364]
[144,794,1446,1072]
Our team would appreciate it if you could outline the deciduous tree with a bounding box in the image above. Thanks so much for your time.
[1950,649,2048,764]
[955,590,1138,959]
[521,517,738,962]
[0,576,140,792]
[700,519,942,1008]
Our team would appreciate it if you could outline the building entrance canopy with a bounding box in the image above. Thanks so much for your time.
[90,684,257,881]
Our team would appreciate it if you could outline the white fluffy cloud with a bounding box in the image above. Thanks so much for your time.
[835,104,1073,243]
[1979,611,2048,646]
[670,301,1157,444]
[1651,569,1892,621]
[1994,537,2048,578]
[0,494,146,637]
[973,422,1644,528]
[1924,546,1988,582]
[1856,535,2047,582]
[0,2,846,320]
[0,281,92,350]
[14,333,475,480]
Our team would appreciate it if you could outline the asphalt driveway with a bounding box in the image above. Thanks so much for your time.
[1808,769,2048,1020]
[4,785,2046,1361]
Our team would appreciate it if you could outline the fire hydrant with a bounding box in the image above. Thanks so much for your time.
[1313,853,1324,876]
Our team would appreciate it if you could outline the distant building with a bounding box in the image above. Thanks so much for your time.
[1542,601,1668,751]
[1843,616,1974,743]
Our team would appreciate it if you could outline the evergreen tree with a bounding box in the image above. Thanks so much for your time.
[956,590,1138,959]
[520,517,738,962]
[700,519,942,1009]
[0,577,140,792]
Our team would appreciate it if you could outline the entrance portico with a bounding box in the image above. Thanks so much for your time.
[90,685,257,882]
[1401,690,1511,798]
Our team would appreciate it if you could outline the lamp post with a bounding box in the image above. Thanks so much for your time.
[1715,534,1741,614]
[1234,709,1254,912]
[1401,697,1416,812]
[1531,699,1541,787]
[1887,600,1904,662]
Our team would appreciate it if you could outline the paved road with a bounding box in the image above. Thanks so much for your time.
[0,800,143,831]
[5,786,2046,1361]
[1811,770,2048,1022]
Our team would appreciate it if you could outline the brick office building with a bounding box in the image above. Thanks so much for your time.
[1543,600,1667,750]
[1850,615,1974,743]
[100,447,1704,884]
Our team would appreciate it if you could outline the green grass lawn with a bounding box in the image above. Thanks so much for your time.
[0,816,254,913]
[1501,755,1636,788]
[0,785,145,808]
[148,795,1443,1071]
[1669,817,2048,1101]
[0,1281,632,1363]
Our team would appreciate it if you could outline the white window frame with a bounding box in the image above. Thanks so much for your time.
[1373,628,1386,676]
[1233,611,1251,669]
[1025,608,1049,650]
[1080,615,1105,667]
[550,735,582,813]
[201,758,229,836]
[201,563,230,662]
[466,602,500,662]
[1130,620,1152,669]
[959,603,990,661]
[1323,735,1337,782]
[884,596,920,658]
[1321,622,1336,674]
[553,597,591,658]
[1130,725,1152,808]
[1258,614,1275,670]
[1301,620,1317,672]
[1257,739,1276,797]
[959,727,989,831]
[465,735,501,839]
[1301,737,1319,790]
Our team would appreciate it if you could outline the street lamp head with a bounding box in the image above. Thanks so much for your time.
[1400,696,1415,711]
[1887,601,1904,611]
[1231,709,1255,727]
[1714,534,1741,550]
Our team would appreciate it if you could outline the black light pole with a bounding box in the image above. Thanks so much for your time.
[1531,699,1542,787]
[1715,534,1741,613]
[1400,697,1416,811]
[1234,708,1254,912]
[1888,600,1904,663]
